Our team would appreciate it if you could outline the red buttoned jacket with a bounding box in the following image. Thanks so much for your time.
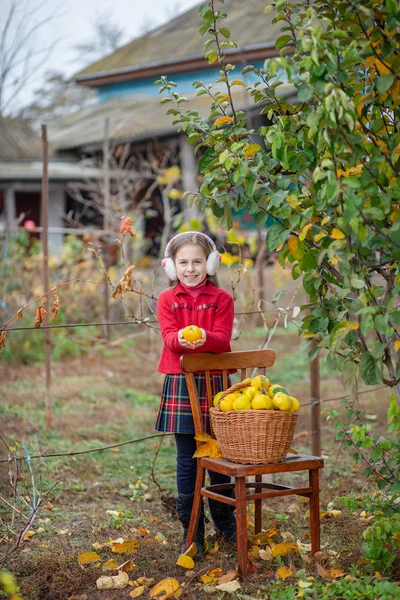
[157,281,234,374]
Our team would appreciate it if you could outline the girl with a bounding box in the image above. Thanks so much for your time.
[156,231,236,555]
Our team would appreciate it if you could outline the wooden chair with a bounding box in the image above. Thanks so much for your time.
[181,350,324,578]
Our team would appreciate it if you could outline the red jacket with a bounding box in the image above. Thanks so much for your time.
[157,282,234,374]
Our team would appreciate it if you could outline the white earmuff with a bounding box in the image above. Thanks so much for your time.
[161,232,221,280]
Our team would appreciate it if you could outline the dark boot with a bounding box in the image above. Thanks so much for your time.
[176,493,205,557]
[209,491,236,542]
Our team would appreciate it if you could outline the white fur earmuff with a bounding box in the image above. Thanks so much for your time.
[161,232,221,281]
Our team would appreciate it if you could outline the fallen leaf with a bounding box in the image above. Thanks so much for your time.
[112,539,140,553]
[117,559,135,573]
[217,571,236,584]
[102,560,119,571]
[96,571,129,589]
[249,545,260,560]
[281,531,295,541]
[320,510,341,519]
[316,562,331,580]
[138,527,149,536]
[176,555,194,569]
[149,577,182,599]
[200,568,224,584]
[78,551,101,565]
[276,566,293,579]
[259,547,272,560]
[330,567,345,578]
[215,579,241,593]
[92,542,104,551]
[193,439,223,459]
[272,542,300,557]
[207,540,219,556]
[120,215,136,236]
[298,579,313,588]
[154,532,167,544]
[183,542,197,558]
[130,586,145,597]
[42,502,54,510]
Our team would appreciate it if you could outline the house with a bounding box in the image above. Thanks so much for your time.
[1,0,292,251]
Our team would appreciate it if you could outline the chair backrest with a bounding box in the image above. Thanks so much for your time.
[181,350,276,437]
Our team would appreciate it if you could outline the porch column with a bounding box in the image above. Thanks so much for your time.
[5,186,16,225]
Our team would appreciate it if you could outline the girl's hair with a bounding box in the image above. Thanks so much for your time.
[167,232,219,288]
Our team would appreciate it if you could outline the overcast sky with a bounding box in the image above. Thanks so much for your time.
[3,0,201,111]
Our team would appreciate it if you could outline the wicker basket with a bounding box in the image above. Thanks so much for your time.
[209,381,298,464]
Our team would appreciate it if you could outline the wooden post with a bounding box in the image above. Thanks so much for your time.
[309,339,321,456]
[102,118,110,342]
[41,125,52,431]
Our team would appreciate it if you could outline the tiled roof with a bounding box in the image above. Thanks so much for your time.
[75,0,281,81]
[47,84,295,151]
[0,117,49,160]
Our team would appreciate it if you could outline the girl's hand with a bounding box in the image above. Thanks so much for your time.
[178,328,207,350]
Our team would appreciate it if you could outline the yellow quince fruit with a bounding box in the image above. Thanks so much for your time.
[272,392,293,411]
[213,391,224,407]
[243,386,259,400]
[268,384,285,398]
[289,396,300,412]
[251,393,274,410]
[220,398,234,412]
[233,395,252,410]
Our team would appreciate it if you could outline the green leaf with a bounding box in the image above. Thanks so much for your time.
[265,223,290,251]
[198,147,215,173]
[376,74,396,94]
[219,27,231,38]
[360,352,381,385]
[275,34,292,50]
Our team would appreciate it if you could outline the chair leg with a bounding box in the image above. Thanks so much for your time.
[184,462,205,552]
[235,476,248,579]
[309,468,320,554]
[254,474,262,534]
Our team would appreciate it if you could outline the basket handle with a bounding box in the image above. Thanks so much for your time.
[215,380,251,408]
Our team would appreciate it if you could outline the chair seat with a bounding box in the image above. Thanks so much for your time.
[198,453,324,476]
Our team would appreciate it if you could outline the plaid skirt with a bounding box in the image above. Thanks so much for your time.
[155,373,226,434]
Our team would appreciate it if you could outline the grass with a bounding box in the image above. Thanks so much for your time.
[0,325,398,599]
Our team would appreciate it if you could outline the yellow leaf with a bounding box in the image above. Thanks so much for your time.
[130,586,145,597]
[102,559,119,570]
[394,340,400,352]
[288,236,301,259]
[176,554,195,569]
[271,542,300,557]
[243,143,262,158]
[112,539,140,553]
[138,527,149,536]
[78,551,101,565]
[259,547,272,560]
[214,116,234,127]
[200,568,224,584]
[117,559,136,572]
[298,580,313,588]
[194,433,213,443]
[231,80,246,86]
[321,216,331,226]
[193,439,223,458]
[313,232,326,243]
[330,567,345,578]
[276,566,293,579]
[299,223,312,241]
[149,578,182,599]
[217,95,231,104]
[330,228,345,240]
[183,542,198,558]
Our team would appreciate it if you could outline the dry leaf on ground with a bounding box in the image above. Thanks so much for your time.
[276,566,293,580]
[330,567,345,578]
[96,571,129,589]
[200,568,224,584]
[77,551,101,565]
[176,555,194,569]
[215,579,241,593]
[149,577,182,599]
[112,539,140,553]
[102,559,119,571]
[216,572,236,584]
[272,542,300,557]
[130,586,145,598]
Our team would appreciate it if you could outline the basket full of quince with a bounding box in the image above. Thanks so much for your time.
[209,375,300,464]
